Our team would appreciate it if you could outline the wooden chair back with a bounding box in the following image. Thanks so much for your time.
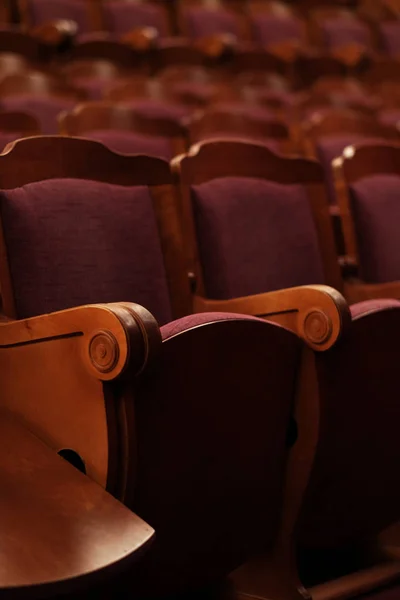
[172,139,344,335]
[0,136,191,320]
[59,100,188,156]
[333,142,400,302]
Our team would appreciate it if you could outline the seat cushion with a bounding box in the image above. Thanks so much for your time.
[349,173,400,283]
[182,7,240,40]
[251,15,302,46]
[103,2,168,36]
[191,176,325,299]
[321,18,371,49]
[84,129,173,160]
[0,179,172,324]
[26,0,92,33]
[0,96,77,134]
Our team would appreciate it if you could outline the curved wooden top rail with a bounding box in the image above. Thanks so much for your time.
[0,409,154,599]
[333,142,400,183]
[173,138,323,184]
[0,136,173,187]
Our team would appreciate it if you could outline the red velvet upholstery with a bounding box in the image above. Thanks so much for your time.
[103,2,169,37]
[130,312,301,595]
[251,15,302,46]
[321,18,371,50]
[349,174,400,283]
[191,177,325,299]
[379,109,400,127]
[0,96,77,135]
[182,7,240,40]
[380,22,400,57]
[0,178,172,324]
[297,300,400,549]
[25,0,92,32]
[122,99,190,121]
[82,129,173,160]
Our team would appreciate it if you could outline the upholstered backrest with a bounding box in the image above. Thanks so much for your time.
[251,14,302,46]
[380,22,400,57]
[321,18,371,49]
[131,312,301,596]
[26,0,92,32]
[182,7,240,39]
[0,96,77,134]
[191,176,325,299]
[296,300,400,549]
[0,178,172,324]
[103,1,169,36]
[83,129,173,160]
[349,174,400,283]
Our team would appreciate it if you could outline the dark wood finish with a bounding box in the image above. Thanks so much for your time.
[0,30,41,61]
[0,110,40,134]
[172,139,346,348]
[300,107,400,159]
[0,71,87,101]
[187,107,295,153]
[0,407,154,599]
[0,301,161,498]
[0,136,192,319]
[59,100,188,155]
[333,142,400,302]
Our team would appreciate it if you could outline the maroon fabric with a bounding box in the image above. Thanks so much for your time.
[0,179,172,324]
[83,129,173,160]
[68,77,111,101]
[191,177,325,299]
[251,15,302,46]
[379,108,400,127]
[316,135,381,204]
[380,22,400,56]
[121,99,190,121]
[182,7,240,40]
[170,81,216,105]
[297,303,400,549]
[26,0,91,32]
[321,17,371,49]
[351,298,400,319]
[349,174,400,283]
[103,2,168,36]
[194,133,280,151]
[0,96,77,134]
[161,312,271,341]
[212,102,275,121]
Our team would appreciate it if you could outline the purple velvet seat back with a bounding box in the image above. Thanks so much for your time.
[316,135,379,204]
[321,18,370,49]
[84,129,173,160]
[0,178,172,324]
[297,300,400,549]
[103,2,168,36]
[194,132,280,151]
[380,22,400,56]
[349,174,400,283]
[182,7,240,40]
[131,312,301,595]
[191,176,325,299]
[0,96,77,134]
[251,15,302,46]
[26,0,91,32]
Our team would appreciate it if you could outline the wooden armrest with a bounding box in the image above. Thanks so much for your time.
[121,27,160,51]
[0,302,161,491]
[193,285,351,351]
[0,408,154,599]
[31,19,78,48]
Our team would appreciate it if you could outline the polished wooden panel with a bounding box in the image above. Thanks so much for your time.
[0,408,154,599]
